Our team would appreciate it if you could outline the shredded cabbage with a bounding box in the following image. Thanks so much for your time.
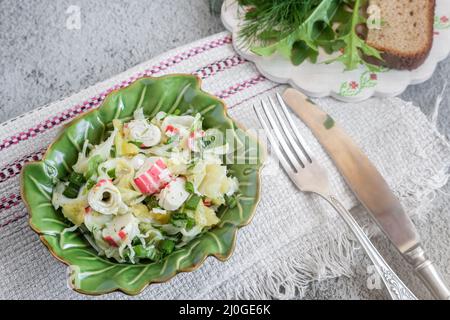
[51,110,239,263]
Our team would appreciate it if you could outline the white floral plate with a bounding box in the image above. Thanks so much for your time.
[221,0,450,102]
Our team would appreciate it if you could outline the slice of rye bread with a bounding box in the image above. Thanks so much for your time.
[365,0,435,70]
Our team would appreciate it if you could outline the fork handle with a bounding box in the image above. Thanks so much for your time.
[321,194,417,300]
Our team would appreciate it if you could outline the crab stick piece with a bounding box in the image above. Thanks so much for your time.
[133,158,172,195]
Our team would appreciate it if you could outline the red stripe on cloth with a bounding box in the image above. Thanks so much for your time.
[193,55,246,79]
[0,35,232,152]
[0,194,22,212]
[0,149,45,183]
[0,213,28,228]
[216,75,267,99]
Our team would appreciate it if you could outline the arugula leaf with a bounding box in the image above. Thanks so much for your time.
[325,0,383,71]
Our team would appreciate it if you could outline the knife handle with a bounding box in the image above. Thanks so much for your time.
[404,246,450,300]
[323,194,417,300]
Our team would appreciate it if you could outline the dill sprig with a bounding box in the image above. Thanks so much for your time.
[238,0,325,46]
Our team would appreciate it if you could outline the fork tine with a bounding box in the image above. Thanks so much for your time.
[276,93,313,163]
[253,105,295,175]
[268,97,309,167]
[260,100,302,170]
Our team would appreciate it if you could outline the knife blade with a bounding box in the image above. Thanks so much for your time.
[282,88,450,299]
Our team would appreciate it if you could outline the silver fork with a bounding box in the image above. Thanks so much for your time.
[254,93,417,300]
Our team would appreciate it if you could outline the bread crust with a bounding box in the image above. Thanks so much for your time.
[365,0,435,70]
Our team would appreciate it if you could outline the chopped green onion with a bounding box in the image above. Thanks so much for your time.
[185,218,196,231]
[173,109,181,115]
[184,181,194,194]
[62,184,79,199]
[68,172,86,187]
[63,172,87,198]
[170,212,187,227]
[128,140,143,148]
[86,179,96,190]
[187,161,197,170]
[185,195,201,210]
[224,194,237,209]
[131,237,141,246]
[323,115,335,130]
[144,195,159,209]
[107,168,116,179]
[170,212,196,230]
[158,239,175,255]
[110,145,116,158]
[133,245,161,261]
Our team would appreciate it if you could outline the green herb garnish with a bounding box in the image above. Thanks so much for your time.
[144,195,159,209]
[107,168,116,179]
[170,212,196,230]
[323,115,335,129]
[62,184,79,199]
[63,172,87,198]
[185,195,201,211]
[185,181,195,194]
[86,179,96,190]
[158,239,175,255]
[128,140,143,148]
[133,245,161,261]
[68,171,86,187]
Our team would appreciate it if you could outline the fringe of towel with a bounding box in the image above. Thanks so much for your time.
[228,230,359,299]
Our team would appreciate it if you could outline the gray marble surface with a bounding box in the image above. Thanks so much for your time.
[0,0,449,300]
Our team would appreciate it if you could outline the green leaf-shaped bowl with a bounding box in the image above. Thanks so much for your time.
[21,74,263,295]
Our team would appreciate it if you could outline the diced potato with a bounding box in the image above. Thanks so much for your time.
[132,203,170,224]
[131,203,150,218]
[150,211,170,224]
[113,119,139,156]
[61,199,87,225]
[122,142,139,155]
[195,202,220,227]
[198,164,227,200]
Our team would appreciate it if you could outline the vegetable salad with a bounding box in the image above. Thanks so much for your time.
[51,108,239,263]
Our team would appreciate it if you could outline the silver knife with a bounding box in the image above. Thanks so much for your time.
[282,88,450,299]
